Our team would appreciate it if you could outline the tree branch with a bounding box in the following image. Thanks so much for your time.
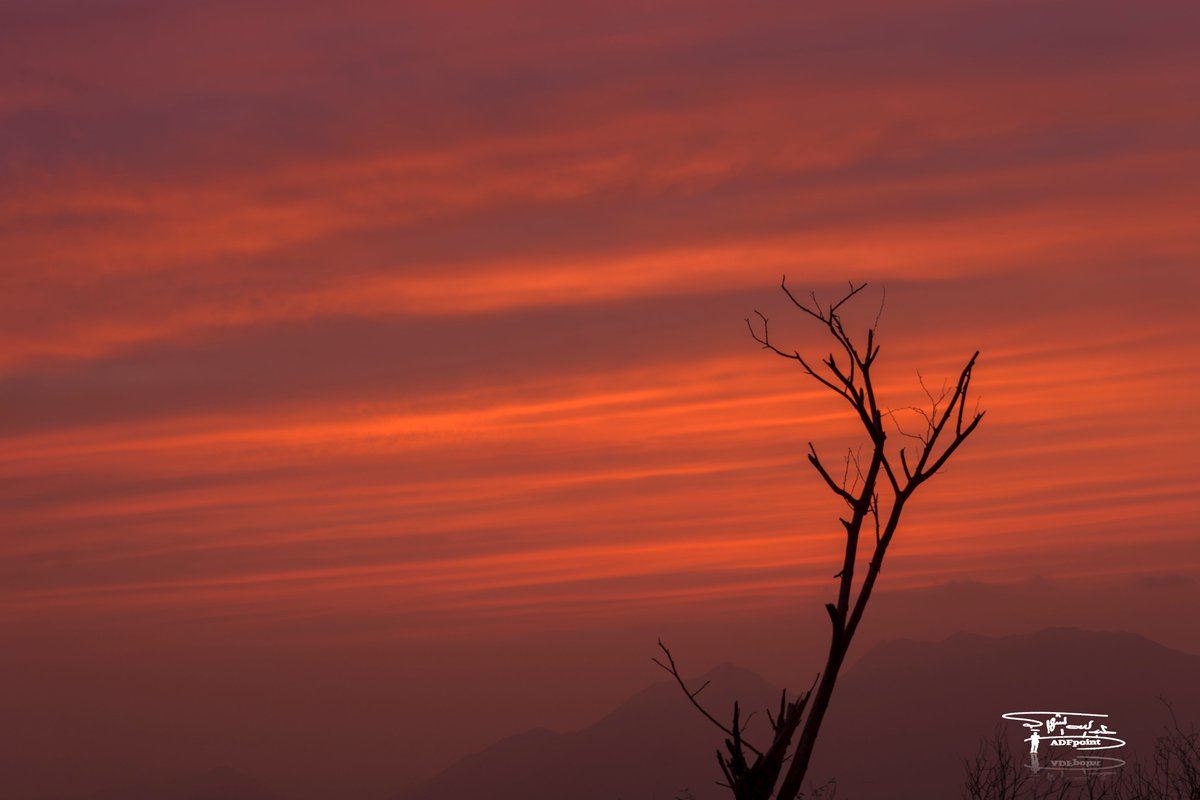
[653,639,764,757]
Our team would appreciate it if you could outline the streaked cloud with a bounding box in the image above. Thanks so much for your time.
[3,3,1199,795]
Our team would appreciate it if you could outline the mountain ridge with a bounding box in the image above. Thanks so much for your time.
[397,627,1200,800]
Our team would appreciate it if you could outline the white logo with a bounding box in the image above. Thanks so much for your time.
[1002,711,1126,773]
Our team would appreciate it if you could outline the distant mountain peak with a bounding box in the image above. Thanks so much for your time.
[395,628,1200,800]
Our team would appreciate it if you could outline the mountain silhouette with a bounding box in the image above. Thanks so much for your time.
[811,627,1200,798]
[395,628,1200,800]
[395,662,779,800]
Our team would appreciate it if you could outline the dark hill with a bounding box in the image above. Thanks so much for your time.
[395,629,1200,800]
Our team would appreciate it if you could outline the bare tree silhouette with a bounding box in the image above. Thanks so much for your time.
[963,729,1078,800]
[657,279,985,800]
[963,706,1200,799]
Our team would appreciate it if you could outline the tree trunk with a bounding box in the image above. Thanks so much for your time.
[774,640,848,800]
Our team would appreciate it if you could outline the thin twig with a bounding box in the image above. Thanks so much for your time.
[653,639,764,757]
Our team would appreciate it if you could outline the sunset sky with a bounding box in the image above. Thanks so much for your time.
[3,1,1199,798]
